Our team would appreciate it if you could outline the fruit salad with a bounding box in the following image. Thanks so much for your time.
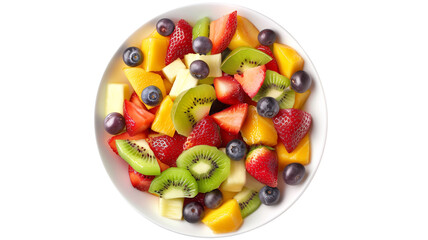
[103,11,313,234]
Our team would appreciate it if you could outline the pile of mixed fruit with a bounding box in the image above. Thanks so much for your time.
[103,11,313,234]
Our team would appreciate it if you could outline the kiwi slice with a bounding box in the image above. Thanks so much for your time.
[252,70,296,109]
[198,77,214,85]
[116,139,160,175]
[233,187,261,218]
[221,47,272,75]
[171,84,216,137]
[149,167,198,199]
[192,17,210,40]
[176,145,230,193]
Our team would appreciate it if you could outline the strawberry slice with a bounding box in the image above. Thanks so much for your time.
[256,45,280,73]
[165,19,193,65]
[128,161,170,192]
[245,145,278,187]
[213,76,245,105]
[211,103,248,134]
[220,128,242,147]
[147,134,187,167]
[234,65,266,98]
[273,109,312,153]
[108,131,148,154]
[130,91,146,110]
[209,11,238,54]
[123,100,155,136]
[183,116,222,150]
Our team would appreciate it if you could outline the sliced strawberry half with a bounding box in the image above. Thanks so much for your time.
[130,91,146,110]
[165,19,193,65]
[234,65,266,98]
[183,116,222,150]
[123,100,155,136]
[273,109,312,153]
[245,146,278,187]
[211,103,248,135]
[220,128,242,148]
[256,45,280,73]
[213,76,245,105]
[128,161,169,192]
[147,134,187,167]
[209,11,237,54]
[108,131,148,155]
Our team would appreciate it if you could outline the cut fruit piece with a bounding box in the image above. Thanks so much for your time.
[147,134,187,167]
[151,96,175,137]
[244,172,265,192]
[130,91,146,109]
[213,76,245,105]
[176,145,230,193]
[198,77,214,85]
[229,16,259,50]
[162,58,186,84]
[171,84,216,137]
[219,128,242,148]
[108,131,148,155]
[245,145,278,187]
[293,89,311,109]
[149,167,198,199]
[116,139,160,175]
[221,46,272,75]
[276,133,310,171]
[252,70,295,109]
[240,105,278,147]
[272,43,304,79]
[163,78,172,95]
[220,158,246,192]
[128,161,169,192]
[123,67,166,110]
[209,11,238,54]
[149,29,171,40]
[211,103,248,134]
[165,19,194,65]
[184,53,222,78]
[168,69,198,100]
[220,190,237,201]
[159,197,184,220]
[105,83,129,116]
[202,199,243,234]
[193,17,210,40]
[183,116,222,150]
[233,187,261,218]
[256,45,280,73]
[141,37,169,72]
[184,192,206,207]
[234,65,266,98]
[123,100,155,136]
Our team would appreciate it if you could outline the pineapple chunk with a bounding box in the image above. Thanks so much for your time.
[151,96,175,137]
[159,197,184,220]
[276,133,310,171]
[202,199,243,234]
[184,53,222,78]
[105,83,129,116]
[141,37,169,72]
[244,172,265,192]
[294,90,311,109]
[220,159,246,192]
[162,58,186,84]
[273,43,304,79]
[240,105,277,146]
[228,16,259,50]
[169,69,198,100]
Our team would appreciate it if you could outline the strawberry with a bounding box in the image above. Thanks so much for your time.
[220,128,242,147]
[213,76,245,105]
[183,116,222,150]
[130,91,146,110]
[183,193,206,207]
[256,45,280,73]
[108,131,148,154]
[234,65,266,98]
[273,109,312,153]
[209,11,238,54]
[165,19,193,65]
[245,146,278,187]
[123,100,155,136]
[128,161,170,192]
[147,134,187,167]
[211,103,248,134]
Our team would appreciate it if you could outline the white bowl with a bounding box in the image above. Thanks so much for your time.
[95,3,327,237]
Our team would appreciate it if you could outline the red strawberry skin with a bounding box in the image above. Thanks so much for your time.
[211,103,248,134]
[130,91,146,110]
[256,45,280,73]
[165,19,193,65]
[108,131,148,154]
[123,100,155,136]
[210,11,238,54]
[245,146,278,187]
[220,128,242,147]
[234,65,266,98]
[213,76,245,105]
[273,109,312,153]
[147,134,187,167]
[183,116,222,150]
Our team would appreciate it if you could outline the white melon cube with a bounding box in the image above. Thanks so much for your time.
[162,58,186,84]
[105,83,129,116]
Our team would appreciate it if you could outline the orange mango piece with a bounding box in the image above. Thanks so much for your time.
[141,37,169,72]
[293,90,311,109]
[202,199,243,234]
[240,105,277,147]
[272,43,304,79]
[151,96,175,137]
[228,16,259,50]
[276,133,310,171]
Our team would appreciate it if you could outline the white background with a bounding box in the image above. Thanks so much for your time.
[1,0,427,239]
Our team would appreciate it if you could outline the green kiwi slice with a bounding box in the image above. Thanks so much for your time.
[171,84,216,137]
[233,187,261,218]
[193,17,210,40]
[176,145,230,193]
[116,139,160,175]
[149,167,198,199]
[252,70,296,109]
[221,47,272,75]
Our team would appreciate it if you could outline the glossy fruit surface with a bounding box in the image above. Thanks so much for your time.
[183,116,222,150]
[240,105,278,147]
[259,186,280,205]
[209,11,238,54]
[141,86,163,106]
[211,103,248,134]
[123,47,143,67]
[226,139,247,161]
[156,18,175,36]
[104,112,125,135]
[291,70,312,93]
[192,36,212,54]
[257,97,280,118]
[258,29,276,46]
[245,145,278,187]
[189,60,210,79]
[213,76,245,105]
[283,163,306,185]
[204,189,223,209]
[183,202,205,223]
[165,19,194,65]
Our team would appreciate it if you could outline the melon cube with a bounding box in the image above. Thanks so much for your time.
[105,83,129,116]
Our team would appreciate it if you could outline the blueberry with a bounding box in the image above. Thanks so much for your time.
[258,29,276,46]
[156,18,175,36]
[291,70,312,93]
[104,112,125,135]
[193,36,213,54]
[283,163,306,185]
[204,189,223,209]
[226,139,247,161]
[123,47,143,67]
[189,60,210,79]
[141,86,163,106]
[183,202,204,223]
[257,97,280,118]
[259,186,280,205]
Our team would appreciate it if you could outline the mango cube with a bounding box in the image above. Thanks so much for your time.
[151,96,175,137]
[105,83,129,116]
[293,90,311,109]
[162,58,186,83]
[273,43,304,79]
[276,133,310,171]
[141,37,169,72]
[228,16,259,50]
[240,106,277,147]
[202,199,243,234]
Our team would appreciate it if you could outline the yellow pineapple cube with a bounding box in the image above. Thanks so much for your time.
[273,43,304,79]
[105,83,129,116]
[141,37,169,72]
[294,90,311,109]
[228,16,260,50]
[151,96,175,137]
[240,106,277,147]
[276,133,310,171]
[162,58,186,84]
[202,199,243,234]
